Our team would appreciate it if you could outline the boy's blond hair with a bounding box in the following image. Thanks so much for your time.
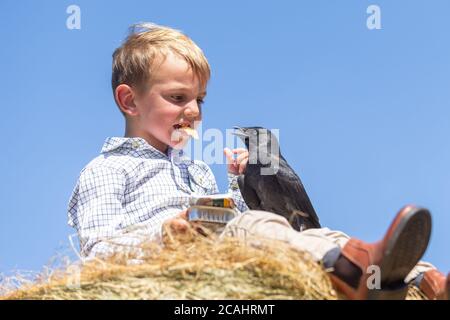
[112,23,210,105]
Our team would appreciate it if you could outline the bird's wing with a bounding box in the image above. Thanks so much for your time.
[275,157,321,228]
[237,175,261,210]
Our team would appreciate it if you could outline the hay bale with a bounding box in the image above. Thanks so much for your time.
[0,234,427,300]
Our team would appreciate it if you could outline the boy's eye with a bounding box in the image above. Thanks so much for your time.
[170,95,205,108]
[171,95,184,102]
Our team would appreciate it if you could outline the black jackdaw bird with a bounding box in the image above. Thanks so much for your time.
[233,126,321,231]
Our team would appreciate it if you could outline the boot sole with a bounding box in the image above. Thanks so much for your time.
[368,207,432,299]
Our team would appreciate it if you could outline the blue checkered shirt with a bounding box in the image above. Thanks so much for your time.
[68,137,249,259]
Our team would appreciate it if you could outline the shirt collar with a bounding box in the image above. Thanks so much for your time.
[101,137,185,160]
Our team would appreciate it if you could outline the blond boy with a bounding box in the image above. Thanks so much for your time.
[68,23,448,300]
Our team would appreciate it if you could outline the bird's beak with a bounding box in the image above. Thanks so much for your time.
[232,126,248,138]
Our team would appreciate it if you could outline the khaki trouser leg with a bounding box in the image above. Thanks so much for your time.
[222,210,436,282]
[221,210,350,261]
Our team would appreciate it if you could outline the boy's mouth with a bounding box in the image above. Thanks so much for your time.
[173,123,190,130]
[173,123,199,140]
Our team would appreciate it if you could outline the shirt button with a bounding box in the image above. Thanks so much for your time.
[132,141,140,149]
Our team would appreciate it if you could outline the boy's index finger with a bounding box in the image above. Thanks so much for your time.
[236,152,249,162]
[233,148,247,154]
[223,148,235,163]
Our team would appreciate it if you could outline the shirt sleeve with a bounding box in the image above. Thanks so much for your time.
[227,173,249,213]
[67,166,162,260]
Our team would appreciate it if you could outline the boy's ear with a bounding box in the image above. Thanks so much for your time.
[115,84,139,116]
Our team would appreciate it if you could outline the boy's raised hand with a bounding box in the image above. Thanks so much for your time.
[224,148,249,175]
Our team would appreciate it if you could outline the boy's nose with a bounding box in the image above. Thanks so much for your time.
[184,103,200,120]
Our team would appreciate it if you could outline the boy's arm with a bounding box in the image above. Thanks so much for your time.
[68,166,162,260]
[227,173,249,213]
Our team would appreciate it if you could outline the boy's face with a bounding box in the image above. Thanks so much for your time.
[131,52,206,153]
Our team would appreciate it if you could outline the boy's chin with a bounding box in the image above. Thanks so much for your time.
[169,136,190,150]
[169,129,192,150]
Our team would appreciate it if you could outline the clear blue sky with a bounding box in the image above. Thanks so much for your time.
[0,0,449,279]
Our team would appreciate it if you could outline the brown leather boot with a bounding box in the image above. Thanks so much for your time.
[329,205,432,299]
[418,270,449,300]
